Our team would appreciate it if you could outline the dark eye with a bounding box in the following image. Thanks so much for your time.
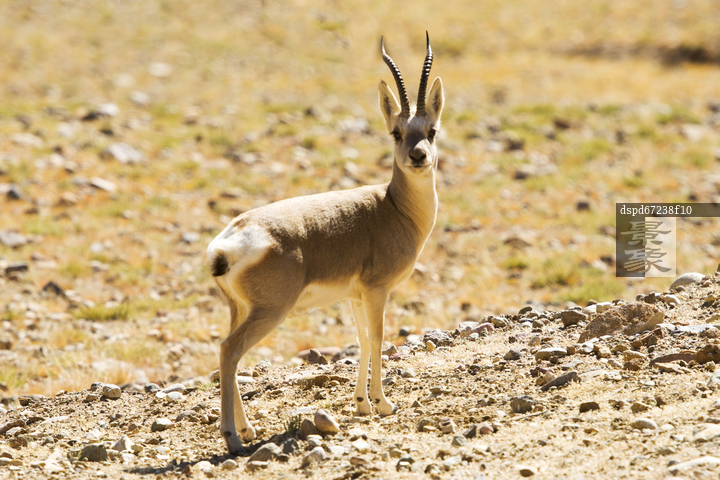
[392,131,402,142]
[428,129,437,142]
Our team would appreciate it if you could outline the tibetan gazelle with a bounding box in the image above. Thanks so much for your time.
[207,33,444,455]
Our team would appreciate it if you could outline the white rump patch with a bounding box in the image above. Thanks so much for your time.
[207,224,274,275]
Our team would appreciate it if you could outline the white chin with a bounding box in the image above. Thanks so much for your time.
[405,164,431,174]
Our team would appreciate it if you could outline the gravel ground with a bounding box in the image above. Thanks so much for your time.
[3,272,720,479]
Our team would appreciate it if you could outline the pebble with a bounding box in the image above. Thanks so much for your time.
[282,438,300,455]
[300,419,320,438]
[510,396,536,414]
[540,371,580,392]
[535,347,567,361]
[302,446,327,467]
[249,443,281,462]
[314,409,340,434]
[112,435,133,452]
[452,435,467,447]
[518,465,538,477]
[162,383,186,394]
[221,459,238,470]
[351,438,371,453]
[631,418,658,430]
[561,310,587,327]
[102,143,144,164]
[246,460,267,471]
[504,349,522,361]
[579,401,600,413]
[151,418,173,432]
[631,402,651,413]
[79,443,108,462]
[101,384,121,399]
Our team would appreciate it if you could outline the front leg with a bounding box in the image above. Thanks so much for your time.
[351,300,372,415]
[363,289,395,416]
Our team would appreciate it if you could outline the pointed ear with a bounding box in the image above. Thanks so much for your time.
[378,80,401,133]
[426,77,444,121]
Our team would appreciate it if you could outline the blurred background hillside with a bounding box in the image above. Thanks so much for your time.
[1,0,720,395]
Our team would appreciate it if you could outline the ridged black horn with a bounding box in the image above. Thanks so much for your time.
[416,32,433,116]
[381,36,410,117]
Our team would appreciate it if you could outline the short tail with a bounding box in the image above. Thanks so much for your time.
[210,251,229,277]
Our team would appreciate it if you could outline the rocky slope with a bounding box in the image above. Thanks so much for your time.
[3,271,720,479]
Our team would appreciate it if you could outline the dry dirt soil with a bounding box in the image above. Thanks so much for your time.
[4,275,720,479]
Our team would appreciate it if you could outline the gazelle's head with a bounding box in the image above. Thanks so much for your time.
[379,33,444,176]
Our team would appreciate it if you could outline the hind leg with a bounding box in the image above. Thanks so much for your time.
[220,306,287,455]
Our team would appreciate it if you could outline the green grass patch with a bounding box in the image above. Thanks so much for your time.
[578,138,613,160]
[531,257,581,289]
[561,277,626,304]
[656,106,700,125]
[502,256,530,270]
[75,303,131,321]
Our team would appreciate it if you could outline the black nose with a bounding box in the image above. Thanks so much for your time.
[409,148,426,165]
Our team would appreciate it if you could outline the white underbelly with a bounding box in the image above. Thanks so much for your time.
[295,278,361,309]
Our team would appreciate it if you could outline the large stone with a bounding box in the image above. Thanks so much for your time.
[578,303,664,342]
[668,456,720,474]
[314,409,340,435]
[692,424,720,443]
[671,272,704,290]
[696,344,720,365]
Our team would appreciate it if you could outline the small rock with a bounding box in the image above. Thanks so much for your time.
[424,330,452,347]
[0,230,28,248]
[221,459,238,470]
[426,340,436,352]
[162,383,186,394]
[630,418,658,430]
[510,396,536,414]
[302,446,327,467]
[90,177,117,193]
[518,465,538,477]
[300,419,319,438]
[351,438,370,453]
[101,384,122,400]
[151,418,173,432]
[314,409,340,435]
[79,443,108,462]
[451,435,467,447]
[540,371,580,392]
[535,347,567,361]
[307,349,328,365]
[246,460,268,472]
[504,349,522,361]
[249,443,281,462]
[112,435,133,452]
[561,310,587,327]
[282,438,300,455]
[579,401,600,413]
[631,402,651,413]
[102,143,144,164]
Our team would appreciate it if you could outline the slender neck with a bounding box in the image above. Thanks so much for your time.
[387,162,438,243]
